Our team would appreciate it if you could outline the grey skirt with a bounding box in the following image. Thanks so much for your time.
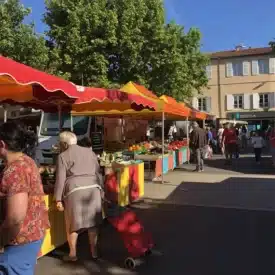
[64,187,102,233]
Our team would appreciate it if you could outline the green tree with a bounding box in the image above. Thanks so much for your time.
[0,0,49,70]
[44,0,118,86]
[44,0,208,100]
[148,23,209,100]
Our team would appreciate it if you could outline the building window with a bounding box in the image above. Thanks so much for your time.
[198,98,207,111]
[259,93,269,108]
[233,94,244,109]
[258,59,269,74]
[232,62,243,76]
[206,65,212,79]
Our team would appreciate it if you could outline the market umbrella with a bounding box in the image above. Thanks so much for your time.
[72,86,159,114]
[179,102,208,120]
[0,55,80,112]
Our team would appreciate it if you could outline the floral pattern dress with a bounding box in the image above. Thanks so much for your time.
[0,155,50,245]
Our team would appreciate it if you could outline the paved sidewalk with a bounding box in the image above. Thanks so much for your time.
[36,155,275,275]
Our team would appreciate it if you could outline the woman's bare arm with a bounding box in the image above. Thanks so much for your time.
[0,192,28,247]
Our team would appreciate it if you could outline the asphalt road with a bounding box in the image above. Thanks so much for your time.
[36,155,275,275]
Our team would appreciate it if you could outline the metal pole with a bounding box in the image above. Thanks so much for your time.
[186,117,190,164]
[162,111,165,184]
[58,105,62,132]
[70,115,73,132]
[3,109,7,123]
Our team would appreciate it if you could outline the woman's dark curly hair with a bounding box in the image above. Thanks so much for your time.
[0,121,38,159]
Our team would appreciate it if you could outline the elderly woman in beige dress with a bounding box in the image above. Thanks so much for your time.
[54,131,103,262]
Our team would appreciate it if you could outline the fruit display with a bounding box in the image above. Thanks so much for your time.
[168,140,188,150]
[128,142,150,153]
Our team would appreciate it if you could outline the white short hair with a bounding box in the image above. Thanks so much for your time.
[59,131,77,146]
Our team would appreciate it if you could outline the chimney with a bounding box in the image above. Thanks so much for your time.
[235,44,246,51]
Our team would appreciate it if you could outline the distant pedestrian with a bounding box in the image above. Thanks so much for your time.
[190,122,207,172]
[168,123,177,142]
[241,125,248,150]
[269,128,275,167]
[222,123,237,165]
[251,131,264,164]
[217,124,224,154]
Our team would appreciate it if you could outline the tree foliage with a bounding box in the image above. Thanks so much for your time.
[44,0,209,99]
[1,0,208,100]
[0,0,49,70]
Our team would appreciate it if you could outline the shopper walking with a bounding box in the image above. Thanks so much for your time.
[190,122,207,172]
[251,131,264,164]
[217,124,224,154]
[55,131,103,262]
[222,123,237,165]
[269,128,275,167]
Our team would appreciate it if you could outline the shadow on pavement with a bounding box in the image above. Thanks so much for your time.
[204,156,275,175]
[38,175,275,275]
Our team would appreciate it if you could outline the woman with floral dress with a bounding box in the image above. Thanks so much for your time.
[0,121,49,275]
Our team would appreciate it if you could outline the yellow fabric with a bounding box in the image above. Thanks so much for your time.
[117,166,130,206]
[39,195,66,258]
[120,82,164,110]
[138,162,144,197]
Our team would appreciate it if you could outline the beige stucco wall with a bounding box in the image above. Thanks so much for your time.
[198,54,275,118]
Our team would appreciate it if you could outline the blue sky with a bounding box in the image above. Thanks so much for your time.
[21,0,275,52]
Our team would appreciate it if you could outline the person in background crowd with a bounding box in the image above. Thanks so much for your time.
[206,127,213,145]
[210,126,217,153]
[0,122,49,275]
[251,131,265,164]
[269,128,275,167]
[168,123,177,142]
[241,125,248,150]
[222,123,237,165]
[190,122,207,172]
[55,131,103,262]
[217,124,224,154]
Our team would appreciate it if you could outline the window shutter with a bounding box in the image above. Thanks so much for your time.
[252,60,259,75]
[269,58,275,74]
[226,63,233,77]
[243,94,250,109]
[226,94,234,110]
[205,97,212,113]
[206,65,212,79]
[268,92,275,108]
[192,97,199,109]
[252,93,260,109]
[242,61,249,76]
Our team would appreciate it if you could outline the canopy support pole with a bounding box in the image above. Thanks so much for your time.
[186,117,189,164]
[3,109,7,123]
[58,105,62,132]
[162,111,165,184]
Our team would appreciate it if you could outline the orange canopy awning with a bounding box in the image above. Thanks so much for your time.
[71,86,158,115]
[179,102,208,120]
[72,84,189,120]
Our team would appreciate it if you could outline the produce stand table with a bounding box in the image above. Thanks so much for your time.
[105,161,144,207]
[174,146,189,167]
[134,153,173,180]
[38,193,67,258]
[38,161,144,257]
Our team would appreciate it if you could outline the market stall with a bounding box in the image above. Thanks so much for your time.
[71,86,160,207]
[78,85,191,182]
[0,56,84,258]
[0,58,157,257]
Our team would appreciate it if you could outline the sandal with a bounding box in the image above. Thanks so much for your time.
[63,255,78,262]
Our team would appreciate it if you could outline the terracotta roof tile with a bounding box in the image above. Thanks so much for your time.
[209,47,273,59]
